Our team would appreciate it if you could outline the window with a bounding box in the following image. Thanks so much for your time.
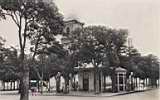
[119,77,123,84]
[66,27,70,33]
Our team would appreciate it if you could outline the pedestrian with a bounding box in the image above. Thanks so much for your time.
[31,87,37,96]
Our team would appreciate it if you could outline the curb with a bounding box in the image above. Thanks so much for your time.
[39,89,154,97]
[103,88,154,97]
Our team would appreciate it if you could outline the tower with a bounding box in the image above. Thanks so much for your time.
[61,20,84,49]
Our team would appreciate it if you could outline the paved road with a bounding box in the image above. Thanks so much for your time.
[0,88,159,100]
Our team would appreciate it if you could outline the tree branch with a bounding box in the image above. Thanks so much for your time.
[22,18,28,49]
[13,11,20,25]
[2,12,20,27]
[32,33,43,60]
[19,14,23,50]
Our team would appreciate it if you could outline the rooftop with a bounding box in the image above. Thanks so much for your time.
[115,67,127,72]
[64,19,84,25]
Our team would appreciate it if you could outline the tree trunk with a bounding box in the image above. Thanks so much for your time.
[48,75,50,92]
[64,76,69,94]
[19,51,29,100]
[111,68,116,93]
[38,80,40,92]
[73,76,76,91]
[139,78,141,89]
[148,78,151,87]
[143,79,145,89]
[17,81,20,91]
[135,78,138,88]
[7,82,8,90]
[145,78,147,87]
[103,75,106,91]
[56,78,61,93]
[10,81,13,90]
[13,81,15,90]
[20,70,29,100]
[151,78,157,87]
[2,81,5,90]
[158,79,160,87]
[40,79,43,94]
[19,80,22,93]
[94,69,100,94]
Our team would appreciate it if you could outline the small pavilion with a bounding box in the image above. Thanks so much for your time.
[75,66,127,92]
[115,67,127,92]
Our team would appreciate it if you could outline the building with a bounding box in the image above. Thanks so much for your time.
[115,67,127,92]
[61,19,84,50]
[61,19,127,92]
[75,67,127,92]
[76,67,104,92]
[63,19,84,34]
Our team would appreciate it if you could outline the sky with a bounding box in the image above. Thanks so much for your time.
[0,0,160,58]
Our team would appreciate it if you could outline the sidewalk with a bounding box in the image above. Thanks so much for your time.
[39,87,155,97]
[0,87,156,97]
[0,90,18,95]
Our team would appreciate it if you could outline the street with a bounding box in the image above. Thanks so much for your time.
[0,89,159,100]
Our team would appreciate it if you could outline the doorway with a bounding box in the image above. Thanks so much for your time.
[83,78,89,91]
[83,72,89,91]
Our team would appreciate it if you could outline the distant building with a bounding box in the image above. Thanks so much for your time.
[63,19,84,34]
[61,20,84,50]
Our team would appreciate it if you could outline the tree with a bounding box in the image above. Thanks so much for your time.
[0,36,6,64]
[0,0,63,100]
[122,46,141,77]
[47,42,78,93]
[145,54,159,87]
[0,37,19,82]
[67,26,129,93]
[0,47,20,92]
[68,26,106,93]
[29,53,60,92]
[93,27,128,92]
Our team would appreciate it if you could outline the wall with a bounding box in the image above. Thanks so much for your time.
[0,81,2,90]
[64,22,83,33]
[89,71,94,91]
[78,72,83,90]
